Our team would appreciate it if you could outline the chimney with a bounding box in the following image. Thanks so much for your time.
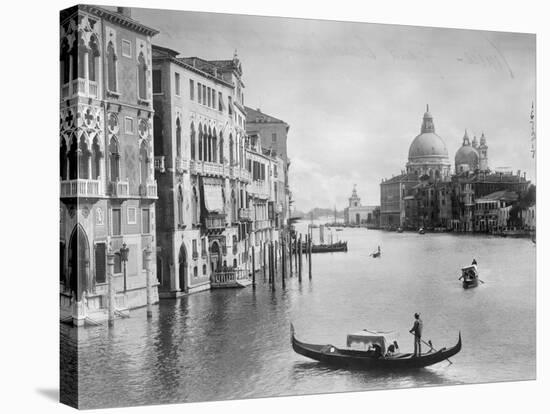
[117,7,132,18]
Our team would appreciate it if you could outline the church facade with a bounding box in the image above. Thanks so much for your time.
[344,186,379,226]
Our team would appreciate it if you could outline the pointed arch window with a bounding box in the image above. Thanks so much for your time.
[190,123,196,160]
[207,127,212,162]
[178,185,184,226]
[60,139,68,180]
[60,39,71,86]
[68,134,78,179]
[88,36,100,82]
[78,136,90,179]
[137,52,147,100]
[219,132,224,164]
[198,125,203,161]
[91,137,101,179]
[229,134,234,165]
[153,114,163,155]
[106,41,117,92]
[109,137,120,182]
[212,129,218,163]
[176,118,182,157]
[192,187,199,225]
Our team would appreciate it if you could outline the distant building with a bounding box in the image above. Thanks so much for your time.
[473,190,519,233]
[344,186,379,226]
[380,173,418,228]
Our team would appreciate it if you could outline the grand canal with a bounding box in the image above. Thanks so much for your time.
[61,224,536,409]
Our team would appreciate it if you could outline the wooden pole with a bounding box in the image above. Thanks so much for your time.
[295,234,299,274]
[144,247,153,319]
[281,239,286,287]
[308,234,312,279]
[107,248,115,327]
[252,246,256,287]
[298,234,303,281]
[288,234,293,277]
[263,241,267,280]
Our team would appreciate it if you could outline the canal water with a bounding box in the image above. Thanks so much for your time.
[61,224,536,409]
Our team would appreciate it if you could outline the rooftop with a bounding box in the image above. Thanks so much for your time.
[245,107,287,125]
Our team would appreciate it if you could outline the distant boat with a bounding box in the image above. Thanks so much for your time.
[291,324,462,370]
[397,227,404,233]
[303,241,348,253]
[418,228,425,234]
[371,251,381,258]
[459,265,479,289]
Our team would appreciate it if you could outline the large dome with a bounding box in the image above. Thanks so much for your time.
[455,130,479,170]
[408,107,449,161]
[408,132,449,160]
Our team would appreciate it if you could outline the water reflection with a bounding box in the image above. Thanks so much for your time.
[62,226,535,409]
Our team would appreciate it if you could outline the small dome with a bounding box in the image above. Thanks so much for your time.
[455,144,479,168]
[408,132,449,160]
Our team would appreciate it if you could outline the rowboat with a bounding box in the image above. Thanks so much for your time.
[459,265,479,289]
[371,251,381,258]
[302,241,348,253]
[418,227,425,234]
[291,325,461,370]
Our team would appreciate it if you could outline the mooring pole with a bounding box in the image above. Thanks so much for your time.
[107,248,115,327]
[281,239,286,281]
[144,246,153,319]
[308,234,312,279]
[298,234,303,281]
[288,234,293,276]
[252,246,256,287]
[263,241,267,280]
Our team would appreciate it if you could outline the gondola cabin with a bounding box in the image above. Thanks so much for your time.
[346,330,399,356]
[460,265,479,289]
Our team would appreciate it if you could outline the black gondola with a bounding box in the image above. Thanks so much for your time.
[459,265,479,289]
[291,324,461,370]
[302,241,348,253]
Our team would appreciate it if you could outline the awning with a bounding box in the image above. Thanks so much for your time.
[203,184,224,213]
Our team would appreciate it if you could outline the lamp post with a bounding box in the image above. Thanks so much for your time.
[120,242,130,293]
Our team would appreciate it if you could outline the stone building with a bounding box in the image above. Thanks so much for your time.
[343,186,379,226]
[59,6,160,324]
[151,45,252,295]
[245,107,291,228]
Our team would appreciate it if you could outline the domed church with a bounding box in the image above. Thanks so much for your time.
[406,105,451,179]
[455,130,489,173]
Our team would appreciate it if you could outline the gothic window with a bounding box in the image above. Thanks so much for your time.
[78,136,90,179]
[212,128,218,163]
[106,41,117,92]
[137,52,147,100]
[60,39,71,85]
[60,139,68,180]
[140,140,150,184]
[198,124,203,161]
[207,127,212,162]
[229,134,234,165]
[176,117,182,157]
[153,114,163,156]
[70,40,78,82]
[68,134,78,179]
[192,187,198,224]
[231,190,237,223]
[77,37,86,79]
[219,132,224,164]
[178,185,184,226]
[88,36,100,82]
[190,122,196,160]
[109,137,120,182]
[91,137,101,180]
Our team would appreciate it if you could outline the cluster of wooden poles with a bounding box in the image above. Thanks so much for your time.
[250,231,313,289]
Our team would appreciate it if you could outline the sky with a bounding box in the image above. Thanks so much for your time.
[131,6,536,212]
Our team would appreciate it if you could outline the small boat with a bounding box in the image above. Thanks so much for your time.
[291,325,461,370]
[418,228,425,234]
[397,227,404,233]
[459,265,479,289]
[308,241,348,253]
[371,251,381,258]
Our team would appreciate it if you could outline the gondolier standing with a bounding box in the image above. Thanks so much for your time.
[409,313,423,357]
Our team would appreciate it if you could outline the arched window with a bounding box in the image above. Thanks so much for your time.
[207,127,212,162]
[219,132,224,164]
[192,187,198,224]
[60,139,68,180]
[231,190,237,222]
[178,185,184,226]
[68,134,78,179]
[88,36,100,82]
[77,37,86,79]
[60,39,71,86]
[176,117,182,157]
[106,41,117,92]
[109,137,120,181]
[198,124,203,161]
[140,141,149,184]
[91,137,101,180]
[229,134,234,165]
[70,39,78,82]
[78,136,90,179]
[212,128,218,163]
[190,122,196,160]
[137,52,147,100]
[153,114,163,155]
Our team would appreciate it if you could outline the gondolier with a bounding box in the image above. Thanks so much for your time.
[409,313,423,357]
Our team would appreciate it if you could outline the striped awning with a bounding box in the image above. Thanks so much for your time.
[203,184,224,213]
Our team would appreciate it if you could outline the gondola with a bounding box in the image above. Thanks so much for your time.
[397,227,404,233]
[291,325,461,370]
[459,265,479,289]
[371,251,381,258]
[418,227,425,234]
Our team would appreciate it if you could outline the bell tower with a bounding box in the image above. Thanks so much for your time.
[479,132,489,171]
[348,185,361,208]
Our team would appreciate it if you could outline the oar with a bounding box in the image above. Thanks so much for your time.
[409,332,453,364]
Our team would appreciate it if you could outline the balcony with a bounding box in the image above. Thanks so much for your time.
[154,156,165,173]
[240,169,251,183]
[108,181,129,198]
[175,157,189,174]
[70,78,98,99]
[139,182,158,199]
[211,269,251,288]
[190,160,227,177]
[253,219,272,231]
[249,180,270,199]
[204,213,226,232]
[60,179,103,198]
[238,208,252,221]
